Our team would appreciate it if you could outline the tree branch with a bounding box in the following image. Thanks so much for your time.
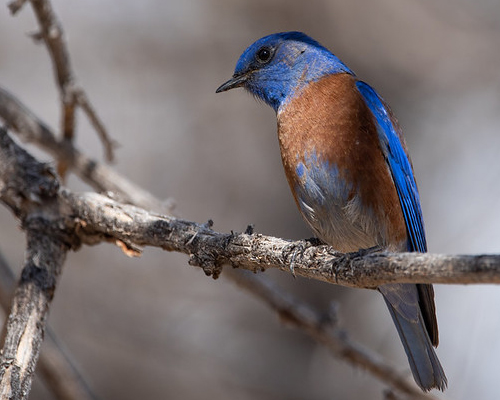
[0,231,69,400]
[0,126,79,399]
[60,188,500,286]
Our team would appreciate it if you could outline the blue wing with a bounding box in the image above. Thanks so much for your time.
[355,82,446,390]
[355,81,426,252]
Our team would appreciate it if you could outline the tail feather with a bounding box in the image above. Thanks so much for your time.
[384,296,447,391]
[417,283,439,346]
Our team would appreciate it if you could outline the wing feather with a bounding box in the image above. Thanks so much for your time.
[355,81,426,252]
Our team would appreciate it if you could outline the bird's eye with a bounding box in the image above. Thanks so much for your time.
[256,47,273,63]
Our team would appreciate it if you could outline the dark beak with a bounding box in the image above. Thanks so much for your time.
[216,74,248,93]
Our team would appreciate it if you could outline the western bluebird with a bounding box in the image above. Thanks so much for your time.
[217,31,446,391]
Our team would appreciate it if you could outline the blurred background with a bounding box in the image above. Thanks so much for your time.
[1,0,500,399]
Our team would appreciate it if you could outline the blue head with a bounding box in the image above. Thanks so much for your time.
[216,32,353,112]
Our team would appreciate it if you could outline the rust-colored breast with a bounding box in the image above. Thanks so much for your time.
[277,73,407,250]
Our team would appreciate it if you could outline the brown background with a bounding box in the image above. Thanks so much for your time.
[1,0,500,399]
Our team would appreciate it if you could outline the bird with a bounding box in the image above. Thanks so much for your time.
[216,31,447,391]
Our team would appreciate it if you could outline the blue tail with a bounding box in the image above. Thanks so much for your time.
[380,284,447,391]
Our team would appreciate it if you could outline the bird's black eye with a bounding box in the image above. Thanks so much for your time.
[256,46,273,63]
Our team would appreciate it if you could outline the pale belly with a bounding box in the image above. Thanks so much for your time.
[293,157,392,252]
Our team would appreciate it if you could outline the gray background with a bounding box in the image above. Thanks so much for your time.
[1,0,500,399]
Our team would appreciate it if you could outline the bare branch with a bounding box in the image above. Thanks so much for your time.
[28,0,75,139]
[0,127,78,399]
[74,88,117,162]
[227,271,437,400]
[0,230,69,400]
[57,189,500,286]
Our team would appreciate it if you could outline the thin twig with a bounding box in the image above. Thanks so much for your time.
[74,89,118,162]
[27,0,75,139]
